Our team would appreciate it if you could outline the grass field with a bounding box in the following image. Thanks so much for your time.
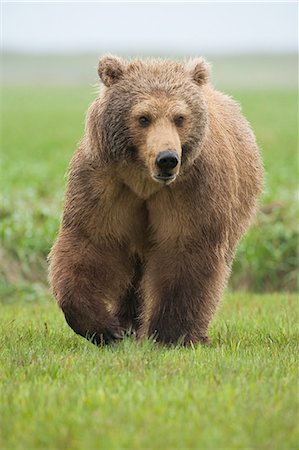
[1,58,298,449]
[1,86,298,294]
[0,292,298,450]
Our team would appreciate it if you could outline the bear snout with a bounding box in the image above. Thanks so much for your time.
[153,150,180,184]
[156,150,179,171]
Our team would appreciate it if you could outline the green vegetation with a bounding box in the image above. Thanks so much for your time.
[1,87,298,296]
[231,90,298,291]
[0,292,298,450]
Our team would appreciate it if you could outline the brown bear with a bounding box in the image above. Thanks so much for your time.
[48,55,263,346]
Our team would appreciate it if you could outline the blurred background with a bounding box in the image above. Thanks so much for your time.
[1,2,298,300]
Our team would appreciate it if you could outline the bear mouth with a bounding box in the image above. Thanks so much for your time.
[153,173,177,185]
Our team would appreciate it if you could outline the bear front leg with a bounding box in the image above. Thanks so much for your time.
[48,231,133,345]
[139,242,229,345]
[110,256,143,335]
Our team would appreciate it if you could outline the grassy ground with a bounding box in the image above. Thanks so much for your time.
[0,292,298,450]
[3,53,297,89]
[0,63,298,449]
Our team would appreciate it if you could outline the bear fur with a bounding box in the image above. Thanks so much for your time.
[48,55,263,346]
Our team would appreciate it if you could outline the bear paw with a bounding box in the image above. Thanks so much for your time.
[86,327,124,346]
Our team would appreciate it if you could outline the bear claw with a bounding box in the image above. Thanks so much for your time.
[87,328,124,346]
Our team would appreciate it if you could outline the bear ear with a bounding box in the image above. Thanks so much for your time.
[186,58,211,86]
[98,55,126,87]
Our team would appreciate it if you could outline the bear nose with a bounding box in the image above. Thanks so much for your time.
[156,151,179,171]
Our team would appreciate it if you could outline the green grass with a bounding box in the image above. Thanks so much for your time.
[0,292,298,450]
[1,83,298,448]
[1,86,298,293]
[3,53,298,89]
[231,90,298,291]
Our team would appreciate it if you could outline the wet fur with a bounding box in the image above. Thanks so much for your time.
[49,56,263,346]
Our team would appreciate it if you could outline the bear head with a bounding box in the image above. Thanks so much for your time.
[86,55,210,192]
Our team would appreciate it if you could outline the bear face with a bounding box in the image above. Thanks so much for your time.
[87,56,210,190]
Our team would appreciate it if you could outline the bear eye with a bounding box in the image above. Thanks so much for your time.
[138,116,151,127]
[174,116,185,127]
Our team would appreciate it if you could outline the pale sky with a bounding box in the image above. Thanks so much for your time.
[2,2,298,55]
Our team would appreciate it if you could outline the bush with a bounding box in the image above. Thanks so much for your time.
[230,201,298,292]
